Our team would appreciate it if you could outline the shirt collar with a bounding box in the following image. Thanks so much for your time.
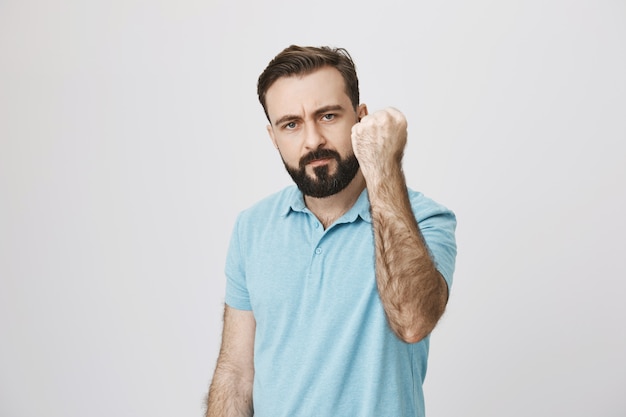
[281,186,372,224]
[281,186,306,216]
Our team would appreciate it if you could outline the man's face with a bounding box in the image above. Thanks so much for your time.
[265,66,367,198]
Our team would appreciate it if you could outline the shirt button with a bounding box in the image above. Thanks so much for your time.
[314,222,319,229]
[315,247,322,254]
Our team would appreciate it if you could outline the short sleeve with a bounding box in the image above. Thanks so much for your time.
[224,214,253,311]
[411,194,458,290]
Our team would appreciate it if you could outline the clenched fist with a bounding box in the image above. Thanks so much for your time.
[351,107,408,183]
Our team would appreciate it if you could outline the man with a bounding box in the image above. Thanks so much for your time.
[206,45,457,417]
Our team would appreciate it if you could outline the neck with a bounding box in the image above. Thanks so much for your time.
[304,171,366,229]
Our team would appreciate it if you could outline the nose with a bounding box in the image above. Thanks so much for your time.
[303,122,326,150]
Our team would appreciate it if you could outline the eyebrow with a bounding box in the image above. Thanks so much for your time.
[273,104,346,127]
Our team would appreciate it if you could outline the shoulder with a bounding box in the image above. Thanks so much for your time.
[227,186,301,257]
[235,185,300,226]
[407,188,456,224]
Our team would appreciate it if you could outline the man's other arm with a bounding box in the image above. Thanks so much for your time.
[205,305,255,417]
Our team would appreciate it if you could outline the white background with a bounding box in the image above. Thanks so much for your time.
[1,0,625,416]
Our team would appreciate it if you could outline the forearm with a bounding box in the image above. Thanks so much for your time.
[206,360,253,417]
[368,166,448,344]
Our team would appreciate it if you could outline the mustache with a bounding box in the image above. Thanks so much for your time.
[299,149,341,169]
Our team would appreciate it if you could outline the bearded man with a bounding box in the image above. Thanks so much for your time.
[206,45,457,417]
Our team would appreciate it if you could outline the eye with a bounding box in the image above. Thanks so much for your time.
[283,121,297,130]
[322,114,335,121]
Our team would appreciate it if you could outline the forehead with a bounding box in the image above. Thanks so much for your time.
[265,67,350,121]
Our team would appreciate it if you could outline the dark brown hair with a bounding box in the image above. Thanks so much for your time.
[257,45,360,121]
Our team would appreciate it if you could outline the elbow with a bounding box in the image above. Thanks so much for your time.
[395,325,431,344]
[392,305,445,343]
[401,333,427,344]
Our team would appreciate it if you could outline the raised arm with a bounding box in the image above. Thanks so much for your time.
[351,108,448,344]
[206,305,255,417]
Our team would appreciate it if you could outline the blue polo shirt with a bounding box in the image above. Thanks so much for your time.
[225,185,456,417]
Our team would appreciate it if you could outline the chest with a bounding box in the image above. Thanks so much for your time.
[243,218,378,322]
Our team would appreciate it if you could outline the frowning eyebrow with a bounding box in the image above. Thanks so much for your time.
[273,104,346,126]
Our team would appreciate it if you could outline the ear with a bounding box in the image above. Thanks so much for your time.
[357,103,368,121]
[266,124,278,149]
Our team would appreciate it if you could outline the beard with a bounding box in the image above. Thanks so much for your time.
[283,148,360,198]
